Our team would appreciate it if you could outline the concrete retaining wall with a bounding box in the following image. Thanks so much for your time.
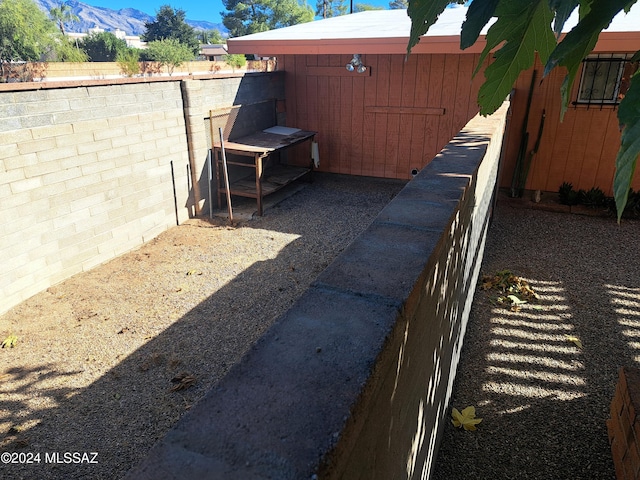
[125,101,511,480]
[0,73,284,315]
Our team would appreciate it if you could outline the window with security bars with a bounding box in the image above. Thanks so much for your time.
[576,54,639,105]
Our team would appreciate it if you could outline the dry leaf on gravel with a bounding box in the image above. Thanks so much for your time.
[565,335,583,349]
[481,270,539,310]
[14,438,29,448]
[451,406,483,431]
[170,372,196,392]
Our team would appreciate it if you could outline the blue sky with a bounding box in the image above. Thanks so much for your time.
[81,0,394,25]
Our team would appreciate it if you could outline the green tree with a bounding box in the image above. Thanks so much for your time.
[223,53,246,71]
[222,0,314,38]
[271,0,315,27]
[0,0,59,78]
[316,0,348,18]
[389,0,408,9]
[199,29,224,44]
[144,38,194,75]
[353,3,383,11]
[79,31,128,62]
[54,37,88,62]
[222,0,268,37]
[407,0,640,221]
[116,48,141,76]
[391,0,462,8]
[143,5,200,56]
[49,1,79,35]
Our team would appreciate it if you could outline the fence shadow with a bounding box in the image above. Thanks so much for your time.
[432,204,640,480]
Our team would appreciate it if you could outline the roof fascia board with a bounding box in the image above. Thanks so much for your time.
[592,31,640,52]
[227,36,487,56]
[227,30,640,57]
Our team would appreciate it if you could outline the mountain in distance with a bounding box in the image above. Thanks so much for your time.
[34,0,227,36]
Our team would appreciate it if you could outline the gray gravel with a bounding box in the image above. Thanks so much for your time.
[432,202,640,480]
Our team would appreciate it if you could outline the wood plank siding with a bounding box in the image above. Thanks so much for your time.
[280,52,640,193]
[502,57,640,195]
[280,53,483,180]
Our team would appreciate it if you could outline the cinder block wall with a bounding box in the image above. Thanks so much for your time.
[33,60,275,79]
[0,73,284,315]
[125,102,510,480]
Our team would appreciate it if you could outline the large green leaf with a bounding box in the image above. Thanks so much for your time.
[477,0,556,115]
[460,0,499,50]
[548,0,579,38]
[475,0,534,75]
[407,0,450,54]
[545,0,637,116]
[614,73,640,222]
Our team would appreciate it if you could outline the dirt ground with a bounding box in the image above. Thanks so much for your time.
[0,174,405,480]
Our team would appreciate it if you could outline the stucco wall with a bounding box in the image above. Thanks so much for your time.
[0,73,284,315]
[125,101,510,480]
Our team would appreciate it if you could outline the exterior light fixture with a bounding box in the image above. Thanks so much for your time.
[346,54,367,73]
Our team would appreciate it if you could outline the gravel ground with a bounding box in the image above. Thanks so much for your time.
[3,175,638,480]
[0,173,405,480]
[432,202,640,480]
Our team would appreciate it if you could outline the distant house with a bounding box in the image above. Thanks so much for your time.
[226,6,640,195]
[67,27,146,49]
[200,44,228,61]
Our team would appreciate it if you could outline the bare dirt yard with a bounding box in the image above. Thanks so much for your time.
[0,173,405,480]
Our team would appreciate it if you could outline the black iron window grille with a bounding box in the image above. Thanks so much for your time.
[575,53,638,108]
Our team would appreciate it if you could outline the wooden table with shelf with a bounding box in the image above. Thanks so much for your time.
[213,127,317,216]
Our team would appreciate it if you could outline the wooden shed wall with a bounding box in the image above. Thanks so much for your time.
[279,53,484,179]
[502,58,640,195]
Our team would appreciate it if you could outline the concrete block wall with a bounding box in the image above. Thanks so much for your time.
[32,60,276,81]
[125,102,510,480]
[0,81,190,314]
[0,73,285,316]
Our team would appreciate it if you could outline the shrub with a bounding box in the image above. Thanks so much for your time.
[582,187,607,208]
[558,182,576,205]
[80,32,127,62]
[116,49,140,77]
[224,53,246,71]
[144,39,194,75]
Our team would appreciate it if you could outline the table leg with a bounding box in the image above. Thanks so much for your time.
[215,148,222,209]
[256,154,263,216]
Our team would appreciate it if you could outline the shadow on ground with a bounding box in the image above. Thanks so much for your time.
[432,204,640,480]
[0,173,405,480]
